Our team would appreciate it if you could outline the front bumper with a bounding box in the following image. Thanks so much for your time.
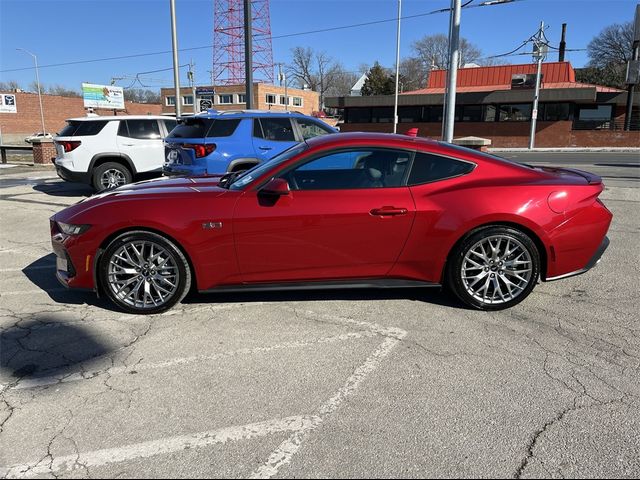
[50,220,96,291]
[546,236,610,281]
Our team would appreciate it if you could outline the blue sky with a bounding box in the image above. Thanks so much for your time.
[0,0,636,91]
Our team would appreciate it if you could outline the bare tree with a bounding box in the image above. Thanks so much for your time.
[399,57,428,92]
[123,88,161,104]
[288,47,355,108]
[48,84,81,97]
[0,80,20,91]
[411,34,483,69]
[587,22,634,68]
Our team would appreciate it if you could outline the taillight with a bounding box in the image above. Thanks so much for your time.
[56,141,81,153]
[183,144,216,158]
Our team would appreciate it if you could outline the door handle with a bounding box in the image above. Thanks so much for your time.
[370,207,408,216]
[259,146,273,150]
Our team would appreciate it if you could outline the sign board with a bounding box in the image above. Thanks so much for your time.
[0,94,17,113]
[634,4,640,42]
[196,87,215,95]
[626,60,640,85]
[82,83,125,110]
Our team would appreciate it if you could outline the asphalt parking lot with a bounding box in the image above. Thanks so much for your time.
[0,153,639,478]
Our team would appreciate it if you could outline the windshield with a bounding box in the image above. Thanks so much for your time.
[229,142,308,190]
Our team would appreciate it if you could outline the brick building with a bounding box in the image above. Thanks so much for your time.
[0,91,162,144]
[160,83,319,117]
[326,62,640,148]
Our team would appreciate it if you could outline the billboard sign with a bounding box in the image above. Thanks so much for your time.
[0,94,17,113]
[82,83,125,110]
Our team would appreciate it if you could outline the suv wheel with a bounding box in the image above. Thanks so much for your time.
[93,162,132,191]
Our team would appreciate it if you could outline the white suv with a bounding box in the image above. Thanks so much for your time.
[54,115,177,191]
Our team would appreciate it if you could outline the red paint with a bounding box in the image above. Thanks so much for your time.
[51,132,612,294]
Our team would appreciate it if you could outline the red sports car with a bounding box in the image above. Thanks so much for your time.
[50,133,611,314]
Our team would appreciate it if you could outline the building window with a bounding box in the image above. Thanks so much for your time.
[279,96,289,105]
[371,107,394,123]
[266,94,277,104]
[166,96,176,106]
[237,93,246,104]
[182,95,193,106]
[292,97,303,107]
[425,106,443,122]
[218,94,233,104]
[461,105,483,122]
[398,106,424,123]
[346,108,371,123]
[498,104,532,121]
[541,103,571,121]
[483,105,497,122]
[573,104,614,130]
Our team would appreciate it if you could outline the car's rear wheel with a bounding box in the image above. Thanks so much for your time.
[99,231,191,314]
[446,226,540,310]
[93,162,132,192]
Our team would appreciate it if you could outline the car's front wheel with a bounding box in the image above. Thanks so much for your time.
[446,226,540,310]
[99,231,191,314]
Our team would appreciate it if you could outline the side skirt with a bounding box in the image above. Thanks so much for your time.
[200,278,440,294]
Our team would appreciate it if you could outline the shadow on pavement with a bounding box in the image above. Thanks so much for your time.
[32,181,93,197]
[0,316,111,381]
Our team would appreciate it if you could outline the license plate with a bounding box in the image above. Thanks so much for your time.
[56,257,68,272]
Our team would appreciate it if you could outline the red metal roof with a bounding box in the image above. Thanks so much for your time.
[402,62,624,95]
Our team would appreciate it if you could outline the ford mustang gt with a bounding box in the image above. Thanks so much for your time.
[50,132,612,314]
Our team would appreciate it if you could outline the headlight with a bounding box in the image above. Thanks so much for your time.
[57,222,91,235]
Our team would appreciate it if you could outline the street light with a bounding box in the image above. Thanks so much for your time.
[393,0,402,134]
[16,48,46,135]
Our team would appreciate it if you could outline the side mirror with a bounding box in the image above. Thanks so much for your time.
[260,177,290,196]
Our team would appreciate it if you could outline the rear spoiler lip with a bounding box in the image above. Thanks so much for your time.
[537,166,602,185]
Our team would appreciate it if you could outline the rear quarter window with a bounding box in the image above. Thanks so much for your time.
[207,119,241,137]
[59,120,109,137]
[408,152,475,185]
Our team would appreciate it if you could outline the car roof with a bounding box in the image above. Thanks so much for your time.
[304,132,441,150]
[65,115,174,122]
[189,109,314,120]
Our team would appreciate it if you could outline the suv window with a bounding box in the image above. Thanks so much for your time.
[295,118,333,140]
[254,117,295,141]
[167,118,239,138]
[59,120,109,137]
[408,152,475,185]
[285,148,410,190]
[119,119,161,140]
[162,119,177,134]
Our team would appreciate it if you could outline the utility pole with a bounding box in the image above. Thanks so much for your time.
[169,0,182,117]
[529,21,547,150]
[16,48,46,134]
[244,0,254,109]
[277,63,288,111]
[393,0,402,134]
[443,0,461,143]
[188,59,197,114]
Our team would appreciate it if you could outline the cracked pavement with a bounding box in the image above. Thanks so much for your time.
[0,157,638,478]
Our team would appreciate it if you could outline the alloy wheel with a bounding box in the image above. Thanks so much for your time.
[461,234,533,305]
[101,168,127,189]
[107,240,180,310]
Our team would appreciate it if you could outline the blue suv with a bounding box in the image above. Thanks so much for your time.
[163,110,338,176]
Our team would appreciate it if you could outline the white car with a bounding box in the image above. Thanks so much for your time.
[53,115,177,191]
[24,132,53,143]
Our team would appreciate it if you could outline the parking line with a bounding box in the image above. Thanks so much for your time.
[250,334,404,479]
[0,266,53,272]
[0,415,320,479]
[2,331,378,391]
[0,288,68,296]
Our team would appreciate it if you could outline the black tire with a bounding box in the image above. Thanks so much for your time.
[446,226,540,310]
[92,162,132,192]
[99,231,191,314]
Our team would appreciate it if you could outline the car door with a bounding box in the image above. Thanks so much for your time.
[233,147,416,283]
[116,119,164,173]
[251,117,298,161]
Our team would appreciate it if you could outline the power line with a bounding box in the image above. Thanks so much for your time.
[0,0,525,74]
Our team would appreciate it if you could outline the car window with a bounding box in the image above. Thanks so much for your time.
[121,120,161,140]
[207,119,240,137]
[295,118,334,140]
[168,118,214,138]
[62,120,109,137]
[285,148,411,190]
[408,152,475,185]
[256,117,295,141]
[162,119,177,134]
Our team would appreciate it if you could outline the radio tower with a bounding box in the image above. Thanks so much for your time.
[213,0,275,85]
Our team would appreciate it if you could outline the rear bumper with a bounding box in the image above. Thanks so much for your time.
[56,164,91,184]
[162,164,207,176]
[546,236,609,281]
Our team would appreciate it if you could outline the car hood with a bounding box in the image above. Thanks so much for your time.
[53,175,229,223]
